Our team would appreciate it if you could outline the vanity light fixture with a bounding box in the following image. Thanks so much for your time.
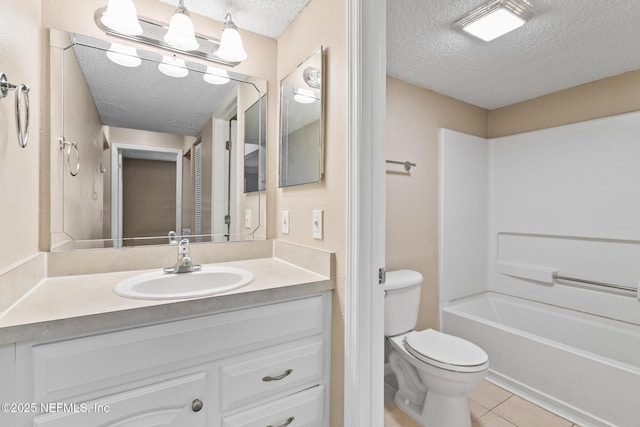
[106,43,142,67]
[454,0,535,42]
[100,0,143,36]
[293,88,317,104]
[95,4,247,67]
[203,66,230,85]
[164,0,199,51]
[216,13,248,62]
[158,55,189,78]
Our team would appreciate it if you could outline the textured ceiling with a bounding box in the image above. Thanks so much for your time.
[158,0,313,39]
[387,0,640,109]
[72,34,245,137]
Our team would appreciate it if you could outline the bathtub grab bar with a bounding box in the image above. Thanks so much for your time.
[552,274,637,293]
[496,261,637,294]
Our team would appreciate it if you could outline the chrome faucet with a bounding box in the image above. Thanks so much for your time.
[164,239,201,274]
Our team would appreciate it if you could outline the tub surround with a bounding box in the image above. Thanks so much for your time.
[0,240,334,346]
[438,113,640,427]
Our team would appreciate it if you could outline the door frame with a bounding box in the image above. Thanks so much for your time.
[345,0,387,425]
[110,143,183,246]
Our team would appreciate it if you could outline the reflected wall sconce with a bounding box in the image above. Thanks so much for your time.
[95,1,247,67]
[454,0,535,42]
[106,43,142,67]
[158,55,189,78]
[203,66,231,85]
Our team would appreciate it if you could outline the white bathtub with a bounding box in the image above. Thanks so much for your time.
[441,292,640,427]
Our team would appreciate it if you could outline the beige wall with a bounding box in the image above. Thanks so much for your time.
[385,76,488,331]
[50,39,104,245]
[0,0,41,271]
[276,0,347,424]
[388,69,640,332]
[489,69,640,137]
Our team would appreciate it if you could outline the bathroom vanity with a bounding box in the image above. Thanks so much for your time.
[0,243,334,427]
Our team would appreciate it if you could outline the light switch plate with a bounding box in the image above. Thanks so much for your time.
[245,209,251,229]
[312,209,323,240]
[282,211,290,234]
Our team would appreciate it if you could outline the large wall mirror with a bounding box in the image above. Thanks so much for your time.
[50,30,266,250]
[279,47,324,187]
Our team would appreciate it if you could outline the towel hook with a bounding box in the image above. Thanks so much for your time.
[58,136,80,176]
[1,73,30,148]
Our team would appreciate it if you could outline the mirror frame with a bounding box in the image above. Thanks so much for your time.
[279,46,325,188]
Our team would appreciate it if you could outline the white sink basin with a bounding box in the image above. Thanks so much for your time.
[114,266,254,300]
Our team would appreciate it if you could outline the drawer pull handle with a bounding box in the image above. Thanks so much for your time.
[262,368,293,382]
[267,416,295,427]
[191,399,203,412]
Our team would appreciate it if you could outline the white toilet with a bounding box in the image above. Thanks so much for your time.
[385,270,489,427]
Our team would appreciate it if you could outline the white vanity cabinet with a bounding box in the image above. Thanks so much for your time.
[11,293,331,427]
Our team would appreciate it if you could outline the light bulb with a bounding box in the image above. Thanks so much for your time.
[101,0,143,36]
[216,14,247,62]
[163,1,199,51]
[106,43,141,67]
[203,66,230,85]
[158,55,189,78]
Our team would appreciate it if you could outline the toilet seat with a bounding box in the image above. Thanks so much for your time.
[403,329,489,373]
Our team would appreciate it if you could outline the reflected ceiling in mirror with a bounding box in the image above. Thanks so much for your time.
[51,31,266,251]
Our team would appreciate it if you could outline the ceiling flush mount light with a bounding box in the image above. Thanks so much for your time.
[164,0,199,51]
[454,0,536,42]
[106,43,141,67]
[100,0,143,36]
[158,55,189,78]
[203,66,230,85]
[216,13,247,62]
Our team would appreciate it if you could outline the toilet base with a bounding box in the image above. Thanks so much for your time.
[394,389,472,427]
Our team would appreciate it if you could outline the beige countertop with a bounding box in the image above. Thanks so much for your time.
[0,257,333,346]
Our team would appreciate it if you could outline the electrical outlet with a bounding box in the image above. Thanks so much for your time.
[245,209,252,229]
[282,211,290,234]
[312,209,323,240]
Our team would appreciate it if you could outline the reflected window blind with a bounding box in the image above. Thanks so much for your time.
[194,143,202,239]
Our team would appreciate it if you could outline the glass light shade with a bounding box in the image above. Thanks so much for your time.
[101,0,143,36]
[203,66,230,85]
[158,55,189,78]
[164,11,199,51]
[217,27,247,62]
[294,88,317,104]
[462,8,526,41]
[106,43,141,67]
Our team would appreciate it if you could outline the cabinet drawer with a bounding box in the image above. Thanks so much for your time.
[31,296,324,400]
[33,372,207,427]
[221,339,324,411]
[222,385,325,427]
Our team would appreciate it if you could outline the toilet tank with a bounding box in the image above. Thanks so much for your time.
[383,270,423,336]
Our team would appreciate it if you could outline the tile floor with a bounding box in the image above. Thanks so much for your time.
[384,380,581,427]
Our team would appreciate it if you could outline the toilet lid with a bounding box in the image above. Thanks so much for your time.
[404,329,488,368]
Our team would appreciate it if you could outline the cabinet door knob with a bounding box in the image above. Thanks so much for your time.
[262,368,293,382]
[267,416,295,427]
[192,399,204,412]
